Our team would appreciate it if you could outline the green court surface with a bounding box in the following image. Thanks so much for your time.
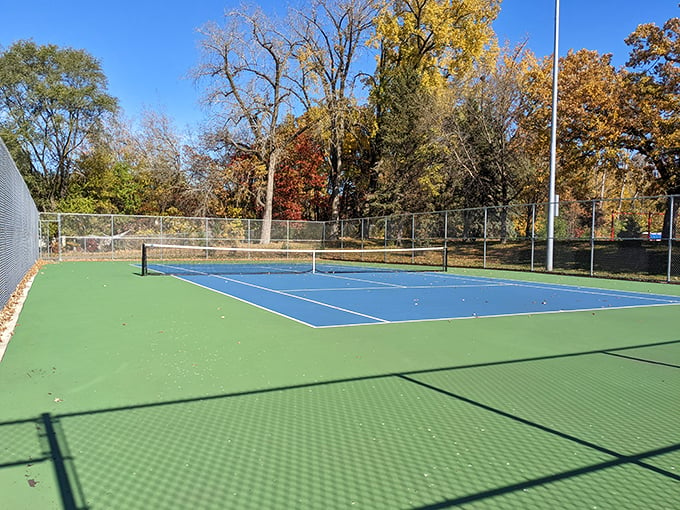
[1,262,678,509]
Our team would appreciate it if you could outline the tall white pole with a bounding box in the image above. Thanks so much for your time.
[546,0,560,271]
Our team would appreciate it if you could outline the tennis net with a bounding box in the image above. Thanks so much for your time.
[141,243,447,276]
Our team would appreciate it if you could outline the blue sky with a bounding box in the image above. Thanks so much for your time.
[2,1,677,131]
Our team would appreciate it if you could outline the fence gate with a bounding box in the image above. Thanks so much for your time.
[39,213,61,261]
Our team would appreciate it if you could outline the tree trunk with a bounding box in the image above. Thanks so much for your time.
[259,149,279,244]
[327,113,344,238]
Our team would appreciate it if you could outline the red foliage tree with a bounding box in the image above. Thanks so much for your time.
[274,133,327,220]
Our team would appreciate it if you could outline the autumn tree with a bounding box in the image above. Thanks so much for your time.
[443,44,538,237]
[520,49,635,202]
[0,40,117,210]
[132,110,191,215]
[291,0,376,224]
[622,16,679,197]
[196,7,302,243]
[274,130,326,220]
[182,142,232,218]
[368,0,500,213]
[62,133,143,214]
[333,104,378,218]
[371,0,500,89]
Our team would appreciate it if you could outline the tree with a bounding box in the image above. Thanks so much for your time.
[622,16,679,196]
[333,104,378,218]
[291,0,376,224]
[443,44,538,232]
[0,40,117,210]
[368,74,447,214]
[133,110,191,215]
[370,0,500,89]
[182,142,231,218]
[520,49,634,202]
[367,0,500,214]
[62,138,143,214]
[622,16,680,238]
[274,131,326,220]
[196,7,301,243]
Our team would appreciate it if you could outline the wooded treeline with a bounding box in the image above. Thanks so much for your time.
[1,1,678,241]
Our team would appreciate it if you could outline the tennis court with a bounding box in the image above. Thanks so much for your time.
[162,271,680,328]
[1,260,679,509]
[142,243,680,327]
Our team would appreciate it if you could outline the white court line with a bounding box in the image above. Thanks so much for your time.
[209,274,389,323]
[501,282,680,303]
[428,272,680,303]
[284,283,506,292]
[171,277,318,328]
[313,302,680,329]
[150,264,680,327]
[317,272,407,288]
[161,264,389,325]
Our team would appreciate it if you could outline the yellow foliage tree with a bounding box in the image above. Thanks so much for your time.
[371,0,500,88]
[368,0,500,214]
[520,49,638,202]
[622,17,679,196]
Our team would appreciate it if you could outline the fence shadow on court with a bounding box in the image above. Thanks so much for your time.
[2,339,678,509]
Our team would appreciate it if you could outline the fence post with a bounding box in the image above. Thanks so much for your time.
[530,204,536,271]
[57,213,62,262]
[590,200,596,276]
[111,215,115,260]
[205,217,209,258]
[361,218,365,250]
[384,217,388,261]
[483,207,488,269]
[411,213,416,262]
[340,219,344,249]
[668,195,675,283]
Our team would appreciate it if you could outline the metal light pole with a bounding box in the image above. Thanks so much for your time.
[546,0,560,271]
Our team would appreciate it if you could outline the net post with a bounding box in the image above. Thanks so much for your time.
[443,242,448,272]
[141,243,148,276]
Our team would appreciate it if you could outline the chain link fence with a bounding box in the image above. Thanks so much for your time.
[39,213,327,262]
[38,195,679,283]
[329,196,679,283]
[0,138,39,310]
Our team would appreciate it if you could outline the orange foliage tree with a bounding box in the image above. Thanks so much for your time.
[273,132,326,220]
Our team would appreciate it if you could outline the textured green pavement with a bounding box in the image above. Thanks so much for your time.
[1,262,678,509]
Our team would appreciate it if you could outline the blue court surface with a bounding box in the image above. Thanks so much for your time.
[167,270,680,328]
